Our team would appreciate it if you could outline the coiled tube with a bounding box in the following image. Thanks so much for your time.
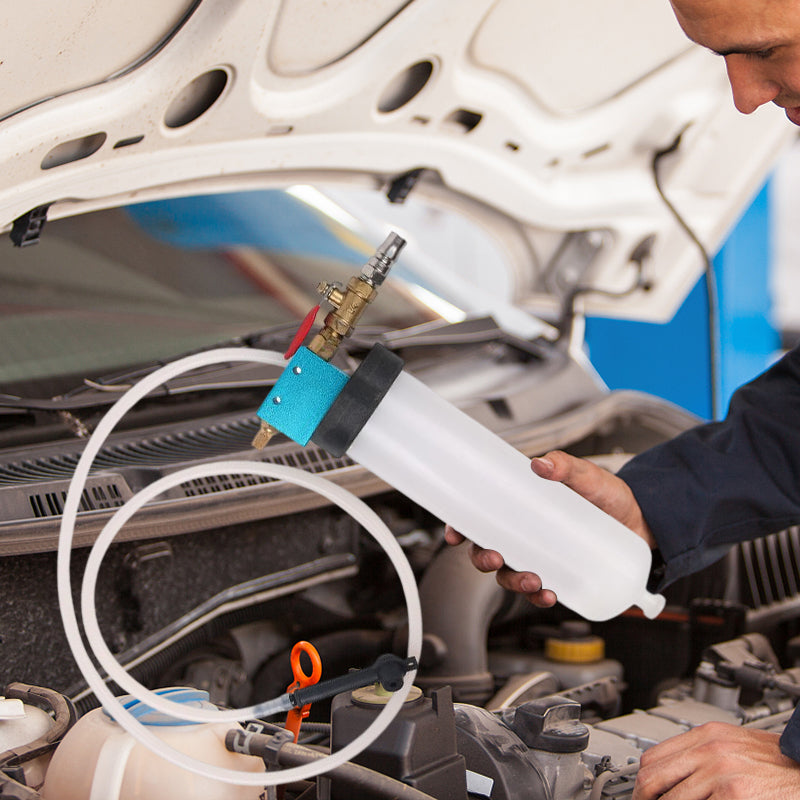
[57,348,422,787]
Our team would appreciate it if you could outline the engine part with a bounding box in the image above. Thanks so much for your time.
[18,633,800,800]
[450,634,800,799]
[40,688,264,800]
[252,629,393,713]
[415,544,504,705]
[505,697,591,800]
[0,683,75,792]
[330,685,467,800]
[453,703,553,800]
[489,621,624,700]
[684,633,800,721]
[505,696,590,753]
[557,677,624,722]
[225,728,438,800]
[486,671,562,711]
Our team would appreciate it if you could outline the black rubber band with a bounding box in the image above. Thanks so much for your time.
[312,343,404,457]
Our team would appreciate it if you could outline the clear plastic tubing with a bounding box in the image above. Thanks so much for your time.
[57,349,422,787]
[346,371,666,622]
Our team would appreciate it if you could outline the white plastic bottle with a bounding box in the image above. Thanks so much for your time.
[345,370,665,622]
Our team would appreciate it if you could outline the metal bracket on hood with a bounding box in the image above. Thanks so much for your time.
[10,203,51,247]
[386,167,430,204]
[540,229,610,299]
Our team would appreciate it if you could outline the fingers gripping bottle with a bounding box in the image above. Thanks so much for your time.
[253,233,665,623]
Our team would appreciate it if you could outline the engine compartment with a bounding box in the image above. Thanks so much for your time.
[4,616,799,800]
[1,261,797,798]
[5,443,800,799]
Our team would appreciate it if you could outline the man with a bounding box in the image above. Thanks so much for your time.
[448,1,800,797]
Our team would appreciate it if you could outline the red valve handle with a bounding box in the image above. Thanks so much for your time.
[283,305,320,360]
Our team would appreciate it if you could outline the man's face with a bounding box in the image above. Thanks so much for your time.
[670,0,800,125]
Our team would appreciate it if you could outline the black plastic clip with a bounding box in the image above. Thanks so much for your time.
[226,727,293,767]
[260,729,295,767]
[386,167,428,204]
[10,204,52,247]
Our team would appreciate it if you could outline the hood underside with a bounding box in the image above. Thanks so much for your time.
[0,0,793,323]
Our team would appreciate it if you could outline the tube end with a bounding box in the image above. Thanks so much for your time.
[637,591,666,619]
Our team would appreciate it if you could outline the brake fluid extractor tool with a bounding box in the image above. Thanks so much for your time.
[252,232,665,623]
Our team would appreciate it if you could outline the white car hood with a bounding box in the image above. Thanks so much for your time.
[0,0,792,323]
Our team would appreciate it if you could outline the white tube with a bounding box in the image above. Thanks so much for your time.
[58,349,422,787]
[347,370,665,622]
[89,733,136,800]
[81,461,420,724]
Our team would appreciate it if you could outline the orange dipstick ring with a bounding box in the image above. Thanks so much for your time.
[284,641,322,741]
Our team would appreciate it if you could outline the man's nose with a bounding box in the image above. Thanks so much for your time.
[724,55,781,113]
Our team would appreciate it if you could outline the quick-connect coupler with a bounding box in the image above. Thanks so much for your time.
[307,231,405,361]
[252,232,406,450]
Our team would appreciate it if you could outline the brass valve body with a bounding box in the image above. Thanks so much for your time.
[308,276,377,361]
[251,232,405,450]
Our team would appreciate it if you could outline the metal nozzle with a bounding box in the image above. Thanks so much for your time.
[360,232,406,286]
[252,420,279,449]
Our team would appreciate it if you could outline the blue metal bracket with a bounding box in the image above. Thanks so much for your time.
[256,347,349,445]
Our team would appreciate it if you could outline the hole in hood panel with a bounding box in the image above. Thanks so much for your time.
[41,133,107,170]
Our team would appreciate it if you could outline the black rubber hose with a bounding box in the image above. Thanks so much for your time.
[225,730,438,800]
[252,629,392,703]
[0,683,76,769]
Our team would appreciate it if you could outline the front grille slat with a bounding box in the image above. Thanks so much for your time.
[0,415,357,528]
[26,479,129,519]
[0,419,282,486]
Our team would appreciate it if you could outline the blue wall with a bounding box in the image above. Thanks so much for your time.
[584,182,779,421]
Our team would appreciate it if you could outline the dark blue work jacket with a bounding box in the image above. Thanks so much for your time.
[617,344,800,760]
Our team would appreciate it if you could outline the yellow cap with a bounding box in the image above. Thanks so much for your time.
[545,635,605,663]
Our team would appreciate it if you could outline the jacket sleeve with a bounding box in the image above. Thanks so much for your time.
[617,345,800,589]
[781,705,800,763]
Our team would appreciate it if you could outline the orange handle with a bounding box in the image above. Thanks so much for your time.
[285,641,322,742]
[289,641,322,689]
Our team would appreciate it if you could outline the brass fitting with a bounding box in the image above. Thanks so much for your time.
[252,420,280,449]
[251,233,406,450]
[308,276,378,361]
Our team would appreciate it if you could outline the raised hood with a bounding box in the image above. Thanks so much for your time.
[0,0,793,324]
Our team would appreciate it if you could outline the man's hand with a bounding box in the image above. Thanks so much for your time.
[444,449,655,607]
[632,722,800,799]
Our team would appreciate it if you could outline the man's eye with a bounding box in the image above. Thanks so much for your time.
[746,48,776,60]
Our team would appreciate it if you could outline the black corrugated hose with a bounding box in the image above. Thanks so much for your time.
[225,728,438,800]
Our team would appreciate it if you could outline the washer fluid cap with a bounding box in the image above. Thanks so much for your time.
[545,635,605,663]
[0,698,25,720]
[103,687,213,727]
